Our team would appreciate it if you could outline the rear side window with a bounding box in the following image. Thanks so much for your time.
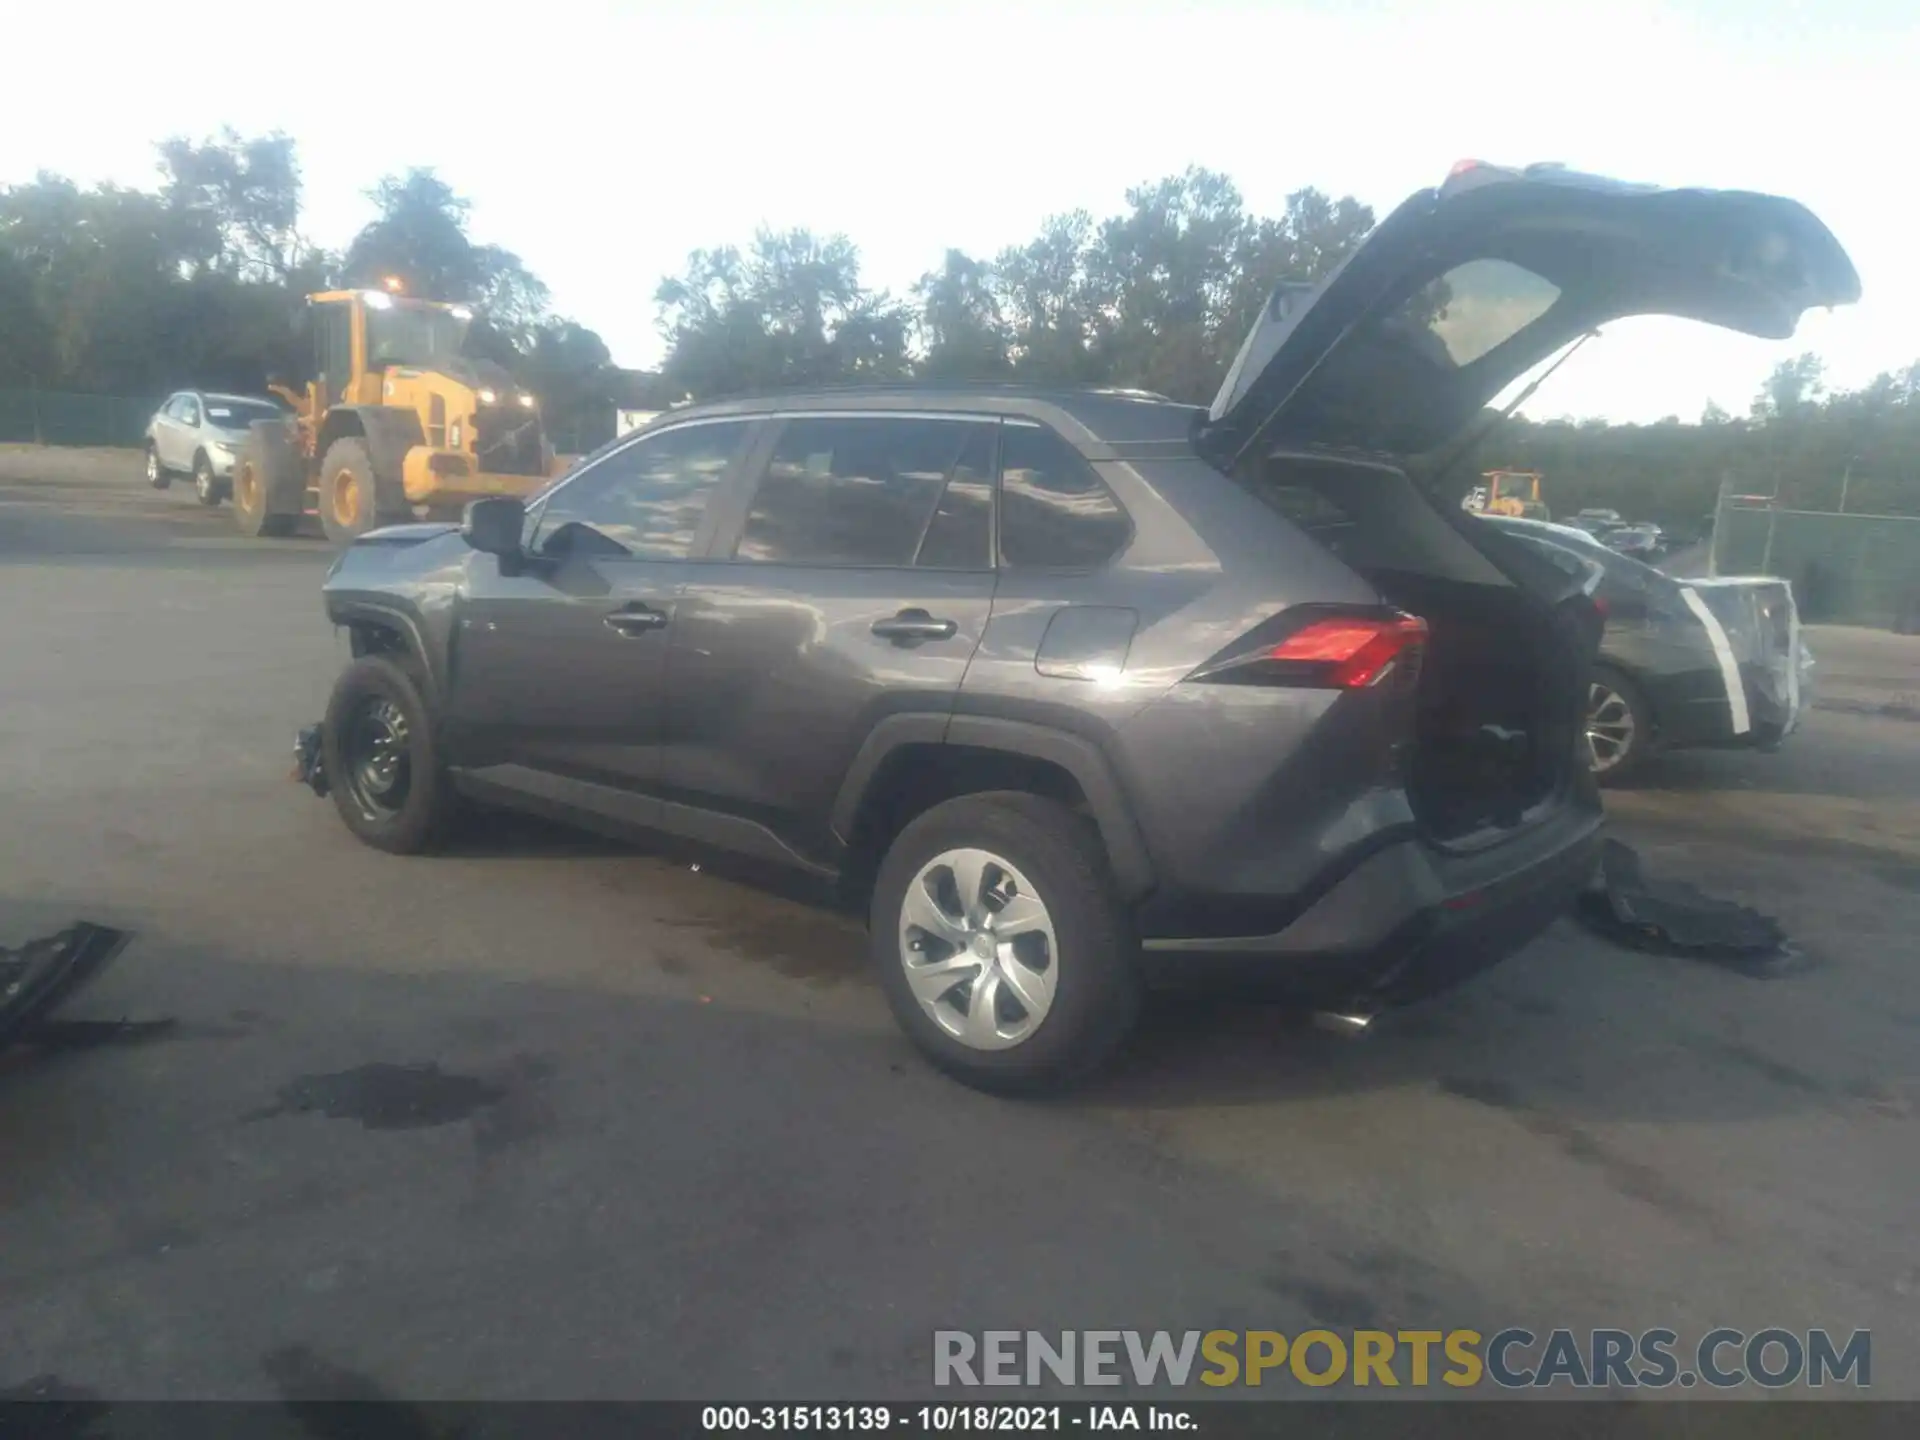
[997,422,1131,570]
[534,420,749,560]
[734,416,996,569]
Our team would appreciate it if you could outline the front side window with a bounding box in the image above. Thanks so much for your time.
[164,395,192,422]
[997,422,1131,570]
[533,420,750,560]
[733,416,996,569]
[181,397,202,426]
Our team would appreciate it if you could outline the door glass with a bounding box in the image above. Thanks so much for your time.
[998,422,1132,570]
[182,398,202,426]
[315,303,352,406]
[532,420,750,560]
[912,424,995,570]
[733,416,996,568]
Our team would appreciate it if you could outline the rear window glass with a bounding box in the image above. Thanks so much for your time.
[1389,259,1562,368]
[997,423,1131,570]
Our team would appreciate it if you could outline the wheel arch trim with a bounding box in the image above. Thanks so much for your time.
[830,713,1156,899]
[327,598,440,703]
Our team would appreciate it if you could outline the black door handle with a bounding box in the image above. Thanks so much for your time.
[871,608,958,644]
[605,603,669,636]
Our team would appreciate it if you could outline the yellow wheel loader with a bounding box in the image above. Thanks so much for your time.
[1459,469,1550,520]
[231,283,563,545]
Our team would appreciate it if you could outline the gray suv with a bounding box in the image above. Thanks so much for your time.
[146,391,287,506]
[303,161,1856,1091]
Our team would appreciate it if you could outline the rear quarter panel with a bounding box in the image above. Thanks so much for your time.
[956,451,1386,901]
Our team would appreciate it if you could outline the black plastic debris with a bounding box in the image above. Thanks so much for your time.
[0,923,135,1051]
[1576,838,1796,974]
[293,722,330,797]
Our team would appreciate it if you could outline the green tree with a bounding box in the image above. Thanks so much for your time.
[1751,351,1826,421]
[158,128,310,282]
[913,249,1009,380]
[656,228,909,398]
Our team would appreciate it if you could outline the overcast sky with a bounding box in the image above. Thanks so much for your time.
[3,0,1912,421]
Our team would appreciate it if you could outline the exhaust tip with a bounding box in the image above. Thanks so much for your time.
[1313,1010,1374,1037]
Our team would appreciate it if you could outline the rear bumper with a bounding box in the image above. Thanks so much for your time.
[1138,797,1604,1008]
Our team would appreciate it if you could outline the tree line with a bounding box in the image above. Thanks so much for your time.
[3,132,1916,521]
[0,131,664,449]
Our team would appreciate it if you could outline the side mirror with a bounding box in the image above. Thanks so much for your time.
[462,497,526,558]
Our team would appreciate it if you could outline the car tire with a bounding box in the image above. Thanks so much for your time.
[1587,664,1654,787]
[192,452,223,507]
[145,443,171,490]
[869,791,1141,1095]
[320,655,456,855]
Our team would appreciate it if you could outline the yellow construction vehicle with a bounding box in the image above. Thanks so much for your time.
[231,280,561,544]
[1476,469,1549,520]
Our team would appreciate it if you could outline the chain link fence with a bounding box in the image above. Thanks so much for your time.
[0,388,166,449]
[1713,501,1920,630]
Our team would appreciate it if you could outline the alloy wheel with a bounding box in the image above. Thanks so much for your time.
[1586,680,1637,774]
[898,848,1058,1051]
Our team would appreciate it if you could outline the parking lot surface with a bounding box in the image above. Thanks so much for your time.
[3,453,1917,1399]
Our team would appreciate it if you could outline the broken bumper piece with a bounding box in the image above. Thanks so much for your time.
[1575,838,1796,974]
[293,723,329,797]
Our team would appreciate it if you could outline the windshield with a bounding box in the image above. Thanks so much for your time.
[204,400,282,429]
[366,305,471,368]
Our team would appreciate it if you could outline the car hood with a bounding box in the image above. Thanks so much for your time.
[1200,161,1860,470]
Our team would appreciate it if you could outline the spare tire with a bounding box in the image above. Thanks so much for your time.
[232,421,304,538]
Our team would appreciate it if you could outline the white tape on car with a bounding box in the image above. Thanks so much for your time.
[1680,586,1751,736]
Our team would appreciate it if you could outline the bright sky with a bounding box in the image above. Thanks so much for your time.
[4,0,1913,422]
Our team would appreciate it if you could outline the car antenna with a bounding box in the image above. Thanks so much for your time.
[1425,330,1598,492]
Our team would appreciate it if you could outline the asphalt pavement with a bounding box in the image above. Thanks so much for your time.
[3,455,1917,1401]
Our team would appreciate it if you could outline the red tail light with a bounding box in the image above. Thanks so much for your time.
[1591,595,1610,618]
[1193,611,1429,690]
[1268,615,1429,688]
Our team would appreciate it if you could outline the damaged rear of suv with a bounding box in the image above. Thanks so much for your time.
[303,160,1856,1092]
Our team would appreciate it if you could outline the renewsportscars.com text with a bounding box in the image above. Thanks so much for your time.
[933,1328,1870,1390]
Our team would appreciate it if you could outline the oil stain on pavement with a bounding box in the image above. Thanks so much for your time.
[246,1063,506,1130]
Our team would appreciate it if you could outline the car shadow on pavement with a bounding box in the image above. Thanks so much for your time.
[1077,917,1916,1132]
